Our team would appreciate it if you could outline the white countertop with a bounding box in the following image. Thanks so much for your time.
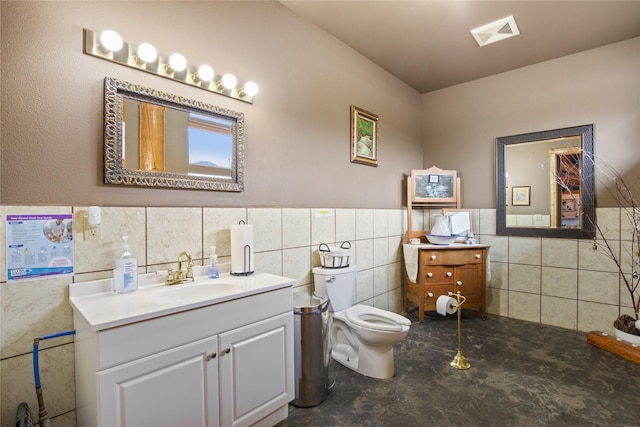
[69,267,295,331]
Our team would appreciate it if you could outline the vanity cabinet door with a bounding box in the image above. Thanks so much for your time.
[219,312,294,427]
[97,336,220,427]
[454,263,483,304]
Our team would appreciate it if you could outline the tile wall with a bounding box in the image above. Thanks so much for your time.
[0,205,406,426]
[0,205,633,425]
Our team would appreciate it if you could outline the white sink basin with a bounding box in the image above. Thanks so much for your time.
[69,270,296,330]
[153,282,243,303]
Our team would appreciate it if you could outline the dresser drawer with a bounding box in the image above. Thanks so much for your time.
[421,249,483,265]
[422,266,455,284]
[422,284,453,305]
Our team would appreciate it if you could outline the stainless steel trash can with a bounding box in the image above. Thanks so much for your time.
[291,293,330,407]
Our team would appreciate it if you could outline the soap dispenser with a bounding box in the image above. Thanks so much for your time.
[113,236,138,294]
[208,246,220,279]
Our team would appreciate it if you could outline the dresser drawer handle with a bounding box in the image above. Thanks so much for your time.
[430,255,437,260]
[456,281,462,286]
[427,272,433,277]
[446,272,452,277]
[475,254,481,259]
[427,292,433,298]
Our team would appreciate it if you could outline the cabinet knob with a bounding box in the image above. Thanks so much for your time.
[456,281,462,286]
[427,292,433,298]
[205,352,217,361]
[430,255,437,260]
[221,347,231,356]
[427,272,433,277]
[475,254,481,259]
[446,272,452,277]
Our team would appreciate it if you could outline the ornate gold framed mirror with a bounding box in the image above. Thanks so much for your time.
[104,77,245,191]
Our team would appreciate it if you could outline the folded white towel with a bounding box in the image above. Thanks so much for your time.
[402,244,419,283]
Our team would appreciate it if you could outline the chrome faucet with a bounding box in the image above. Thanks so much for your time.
[166,251,195,285]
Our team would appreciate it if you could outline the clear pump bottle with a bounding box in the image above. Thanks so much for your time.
[113,236,138,294]
[208,246,220,279]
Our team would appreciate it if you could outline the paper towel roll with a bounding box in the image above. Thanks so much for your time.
[436,295,457,316]
[230,224,254,274]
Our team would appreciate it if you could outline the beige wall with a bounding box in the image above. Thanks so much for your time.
[0,1,423,208]
[422,37,640,209]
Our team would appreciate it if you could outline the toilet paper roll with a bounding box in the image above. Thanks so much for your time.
[230,224,254,274]
[436,295,458,316]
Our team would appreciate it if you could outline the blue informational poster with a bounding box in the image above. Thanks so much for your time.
[5,214,74,281]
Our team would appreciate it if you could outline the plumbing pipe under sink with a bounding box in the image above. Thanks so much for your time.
[32,330,76,427]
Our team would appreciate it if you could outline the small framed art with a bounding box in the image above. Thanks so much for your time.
[411,167,457,203]
[350,105,378,167]
[512,186,531,206]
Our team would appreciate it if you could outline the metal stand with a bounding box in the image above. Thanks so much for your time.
[231,244,254,276]
[449,291,470,370]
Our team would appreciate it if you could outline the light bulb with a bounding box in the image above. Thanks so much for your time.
[243,81,259,96]
[137,43,157,63]
[221,73,237,90]
[99,30,123,52]
[168,53,187,72]
[197,65,214,82]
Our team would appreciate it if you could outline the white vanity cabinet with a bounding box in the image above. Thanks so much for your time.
[219,313,293,427]
[97,335,220,427]
[72,276,294,427]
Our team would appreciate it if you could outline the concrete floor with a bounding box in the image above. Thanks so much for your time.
[277,310,640,427]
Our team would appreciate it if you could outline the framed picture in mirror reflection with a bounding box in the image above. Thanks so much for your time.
[512,186,531,206]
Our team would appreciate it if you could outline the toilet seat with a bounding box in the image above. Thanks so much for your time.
[345,304,411,332]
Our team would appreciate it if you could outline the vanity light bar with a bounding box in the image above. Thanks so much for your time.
[83,29,257,104]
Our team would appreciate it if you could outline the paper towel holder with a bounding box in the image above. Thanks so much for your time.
[449,291,471,370]
[231,220,254,276]
[231,244,254,276]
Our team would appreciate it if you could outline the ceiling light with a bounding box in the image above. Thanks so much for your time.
[243,81,259,97]
[197,65,214,82]
[168,53,187,72]
[99,30,123,52]
[137,43,157,63]
[470,16,520,47]
[221,73,237,90]
[84,28,258,103]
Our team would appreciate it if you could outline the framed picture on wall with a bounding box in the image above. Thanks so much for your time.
[350,105,378,167]
[411,167,457,203]
[512,186,531,206]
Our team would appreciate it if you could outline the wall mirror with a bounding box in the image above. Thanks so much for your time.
[104,77,244,191]
[496,124,595,239]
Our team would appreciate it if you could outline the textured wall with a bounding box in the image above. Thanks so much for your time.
[0,1,423,208]
[422,37,640,209]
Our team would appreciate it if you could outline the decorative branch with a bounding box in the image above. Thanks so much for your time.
[548,151,640,330]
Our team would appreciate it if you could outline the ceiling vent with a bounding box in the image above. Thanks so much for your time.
[470,16,520,47]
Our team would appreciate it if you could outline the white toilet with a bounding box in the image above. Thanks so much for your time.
[312,265,411,379]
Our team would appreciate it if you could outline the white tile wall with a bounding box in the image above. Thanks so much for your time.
[482,206,635,337]
[1,204,635,426]
[0,205,406,426]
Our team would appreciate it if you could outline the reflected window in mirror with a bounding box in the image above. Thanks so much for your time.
[496,125,595,239]
[105,77,244,191]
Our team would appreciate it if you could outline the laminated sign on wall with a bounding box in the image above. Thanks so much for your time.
[5,214,74,281]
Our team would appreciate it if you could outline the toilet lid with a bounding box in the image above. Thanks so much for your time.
[345,304,411,332]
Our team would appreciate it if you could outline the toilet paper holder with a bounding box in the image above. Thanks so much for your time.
[448,291,471,370]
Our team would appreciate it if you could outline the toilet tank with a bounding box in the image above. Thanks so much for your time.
[312,265,357,312]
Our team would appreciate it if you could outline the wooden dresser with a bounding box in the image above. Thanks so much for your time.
[403,244,489,323]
